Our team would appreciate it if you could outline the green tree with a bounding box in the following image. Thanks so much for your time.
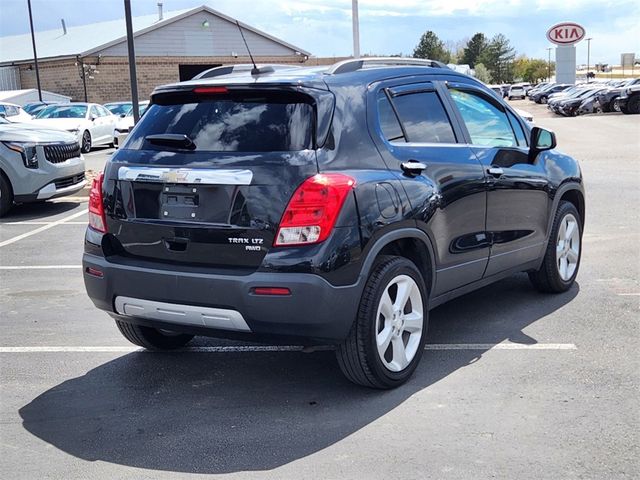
[413,30,451,63]
[478,34,515,83]
[513,56,553,83]
[473,63,492,83]
[461,33,487,68]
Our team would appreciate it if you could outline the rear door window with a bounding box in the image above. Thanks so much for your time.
[125,91,314,152]
[379,90,456,144]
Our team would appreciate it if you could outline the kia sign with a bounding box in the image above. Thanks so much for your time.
[546,22,586,46]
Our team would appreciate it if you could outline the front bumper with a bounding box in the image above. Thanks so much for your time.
[83,252,362,343]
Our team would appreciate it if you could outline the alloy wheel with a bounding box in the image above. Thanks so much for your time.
[82,131,91,153]
[375,274,424,372]
[556,213,580,281]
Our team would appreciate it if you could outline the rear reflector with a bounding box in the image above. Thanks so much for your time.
[251,287,291,296]
[86,267,104,278]
[88,172,107,233]
[275,173,355,247]
[193,86,228,94]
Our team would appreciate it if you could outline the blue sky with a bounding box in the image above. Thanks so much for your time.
[1,0,638,65]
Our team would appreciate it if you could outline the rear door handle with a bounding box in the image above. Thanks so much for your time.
[488,167,504,177]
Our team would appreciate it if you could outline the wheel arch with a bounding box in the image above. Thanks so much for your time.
[358,228,436,295]
[0,167,14,195]
[548,183,585,238]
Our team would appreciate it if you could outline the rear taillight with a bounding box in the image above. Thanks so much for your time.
[88,172,107,233]
[274,173,355,247]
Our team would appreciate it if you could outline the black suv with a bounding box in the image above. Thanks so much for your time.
[83,58,585,389]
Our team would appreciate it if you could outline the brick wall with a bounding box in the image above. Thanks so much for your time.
[19,55,351,103]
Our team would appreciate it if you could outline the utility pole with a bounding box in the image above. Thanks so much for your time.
[547,47,553,82]
[124,0,140,123]
[585,37,592,83]
[27,0,42,101]
[352,0,360,58]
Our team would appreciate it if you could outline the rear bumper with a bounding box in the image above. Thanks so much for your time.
[83,253,362,343]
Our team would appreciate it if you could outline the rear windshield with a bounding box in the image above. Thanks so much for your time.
[124,92,314,152]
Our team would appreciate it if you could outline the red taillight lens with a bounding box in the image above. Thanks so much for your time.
[193,86,228,94]
[88,172,107,233]
[274,173,355,247]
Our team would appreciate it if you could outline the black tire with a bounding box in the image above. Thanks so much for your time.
[528,201,582,293]
[115,320,194,350]
[0,173,13,217]
[611,98,620,112]
[81,130,92,153]
[626,95,640,114]
[336,256,429,389]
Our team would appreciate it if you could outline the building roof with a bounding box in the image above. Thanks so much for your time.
[0,5,310,65]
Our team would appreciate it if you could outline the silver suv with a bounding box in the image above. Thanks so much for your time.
[0,117,85,216]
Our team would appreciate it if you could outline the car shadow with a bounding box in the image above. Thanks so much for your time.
[1,200,83,222]
[19,274,579,474]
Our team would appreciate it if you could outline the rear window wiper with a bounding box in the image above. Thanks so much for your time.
[145,134,196,150]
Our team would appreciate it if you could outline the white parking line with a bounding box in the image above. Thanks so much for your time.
[2,221,87,225]
[617,293,640,296]
[0,209,88,248]
[0,265,82,270]
[0,343,577,353]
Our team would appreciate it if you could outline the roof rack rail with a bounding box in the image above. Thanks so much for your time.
[327,57,449,75]
[192,64,302,80]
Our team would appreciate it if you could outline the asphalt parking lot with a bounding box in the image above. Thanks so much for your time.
[1,102,638,479]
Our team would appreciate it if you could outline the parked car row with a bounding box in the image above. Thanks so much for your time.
[532,79,640,117]
[0,99,148,216]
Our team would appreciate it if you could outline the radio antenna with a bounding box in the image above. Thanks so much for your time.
[235,20,259,75]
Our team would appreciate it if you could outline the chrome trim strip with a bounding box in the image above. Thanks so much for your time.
[115,296,252,332]
[117,167,253,185]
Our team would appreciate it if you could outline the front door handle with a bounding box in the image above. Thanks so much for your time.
[488,166,504,177]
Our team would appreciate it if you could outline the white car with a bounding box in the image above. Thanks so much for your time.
[0,102,33,123]
[108,102,149,148]
[508,85,525,100]
[30,103,117,153]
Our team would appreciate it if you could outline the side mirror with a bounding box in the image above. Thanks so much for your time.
[0,112,6,118]
[90,115,97,121]
[529,126,556,162]
[120,113,126,118]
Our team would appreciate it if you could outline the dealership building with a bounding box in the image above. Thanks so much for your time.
[0,5,315,103]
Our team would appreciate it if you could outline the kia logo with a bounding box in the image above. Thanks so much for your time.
[546,22,586,46]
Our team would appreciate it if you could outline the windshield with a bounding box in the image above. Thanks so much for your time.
[125,93,314,152]
[36,105,87,119]
[105,103,133,116]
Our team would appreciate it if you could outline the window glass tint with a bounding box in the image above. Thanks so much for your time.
[125,95,313,152]
[506,110,527,147]
[392,92,456,143]
[36,105,87,119]
[97,106,111,117]
[90,106,100,118]
[105,103,132,116]
[5,105,19,116]
[449,89,516,147]
[377,92,404,142]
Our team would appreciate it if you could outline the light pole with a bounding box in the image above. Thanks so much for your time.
[585,37,593,83]
[352,0,360,58]
[27,0,42,101]
[124,0,139,123]
[547,47,553,82]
